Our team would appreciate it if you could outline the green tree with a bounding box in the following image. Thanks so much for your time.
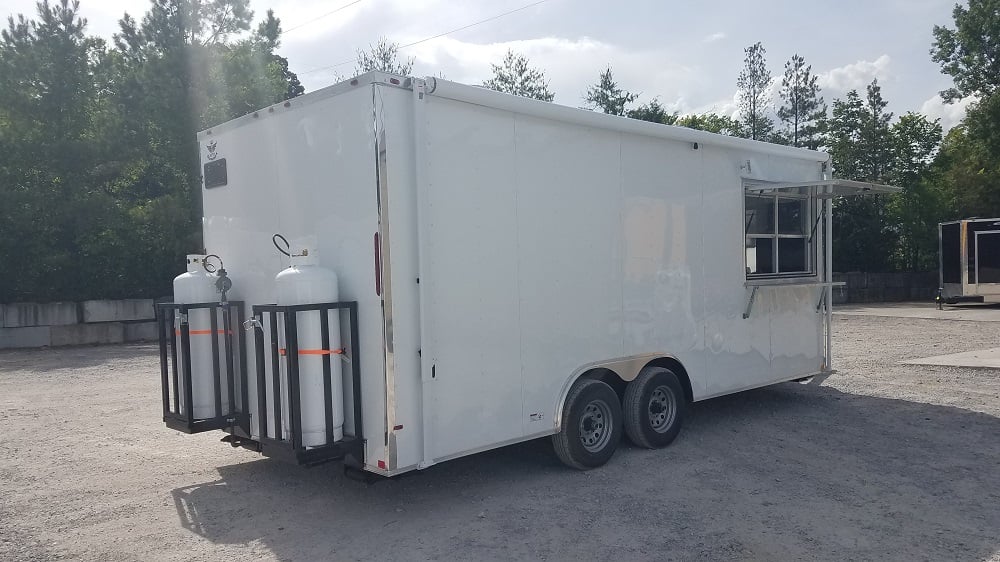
[887,113,945,270]
[254,9,304,99]
[355,36,413,76]
[929,0,1000,224]
[776,54,826,149]
[736,41,774,141]
[482,50,554,101]
[0,0,116,300]
[934,100,1000,219]
[861,79,894,181]
[626,98,678,124]
[827,82,897,272]
[930,0,1000,102]
[0,0,303,302]
[890,113,943,188]
[585,66,638,116]
[675,113,745,136]
[828,90,865,179]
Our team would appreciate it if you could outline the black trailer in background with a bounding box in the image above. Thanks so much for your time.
[940,218,1000,304]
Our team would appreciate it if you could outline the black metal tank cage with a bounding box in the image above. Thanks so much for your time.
[156,301,249,435]
[156,301,364,467]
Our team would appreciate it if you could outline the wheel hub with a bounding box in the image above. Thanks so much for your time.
[648,386,676,433]
[579,399,612,452]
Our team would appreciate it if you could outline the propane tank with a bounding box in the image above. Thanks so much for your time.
[173,254,229,419]
[275,243,344,447]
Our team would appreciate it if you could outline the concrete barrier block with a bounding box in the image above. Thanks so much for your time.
[883,287,907,302]
[3,302,79,327]
[866,273,887,289]
[124,320,158,342]
[832,285,848,305]
[0,326,52,349]
[81,299,155,323]
[887,273,908,288]
[50,323,125,346]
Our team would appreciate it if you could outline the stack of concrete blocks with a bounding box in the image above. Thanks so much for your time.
[0,299,159,349]
[832,272,938,304]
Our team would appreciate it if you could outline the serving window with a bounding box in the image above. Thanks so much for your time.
[745,193,815,277]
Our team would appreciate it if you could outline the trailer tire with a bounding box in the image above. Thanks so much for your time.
[623,366,684,449]
[552,379,623,470]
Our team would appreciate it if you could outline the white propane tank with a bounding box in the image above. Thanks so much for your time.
[173,254,229,418]
[275,244,344,446]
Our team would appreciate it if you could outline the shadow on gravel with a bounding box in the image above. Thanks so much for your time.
[170,383,1000,561]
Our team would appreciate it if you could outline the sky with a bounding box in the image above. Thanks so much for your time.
[0,0,975,130]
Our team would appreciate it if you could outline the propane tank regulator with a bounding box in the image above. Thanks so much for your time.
[202,254,232,302]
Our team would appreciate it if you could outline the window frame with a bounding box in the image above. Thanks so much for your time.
[744,192,818,279]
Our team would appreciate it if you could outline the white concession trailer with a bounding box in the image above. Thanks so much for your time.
[156,72,896,476]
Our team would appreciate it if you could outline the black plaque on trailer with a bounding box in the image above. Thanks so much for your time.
[204,158,228,189]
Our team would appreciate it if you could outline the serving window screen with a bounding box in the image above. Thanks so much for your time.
[745,193,815,276]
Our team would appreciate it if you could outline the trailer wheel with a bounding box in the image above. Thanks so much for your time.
[552,379,623,470]
[623,367,684,449]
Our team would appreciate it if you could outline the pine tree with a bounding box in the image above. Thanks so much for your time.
[584,66,638,116]
[736,42,774,141]
[355,37,414,76]
[482,50,554,101]
[862,79,894,181]
[777,54,826,149]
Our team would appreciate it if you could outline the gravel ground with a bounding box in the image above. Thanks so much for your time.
[1,310,999,561]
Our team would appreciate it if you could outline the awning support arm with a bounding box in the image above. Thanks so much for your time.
[743,285,759,319]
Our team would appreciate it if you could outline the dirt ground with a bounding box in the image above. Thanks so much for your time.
[2,307,999,561]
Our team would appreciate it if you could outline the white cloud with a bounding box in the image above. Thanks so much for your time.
[401,36,698,107]
[919,94,975,131]
[702,32,726,43]
[691,94,740,119]
[818,55,892,93]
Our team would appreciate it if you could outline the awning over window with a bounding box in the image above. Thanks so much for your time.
[744,179,901,198]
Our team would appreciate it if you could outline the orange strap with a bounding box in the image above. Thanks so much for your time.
[278,348,344,356]
[175,329,232,336]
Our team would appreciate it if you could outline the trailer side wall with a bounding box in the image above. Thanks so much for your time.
[385,82,827,469]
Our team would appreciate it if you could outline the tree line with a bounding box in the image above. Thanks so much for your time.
[1,0,302,302]
[1,0,998,302]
